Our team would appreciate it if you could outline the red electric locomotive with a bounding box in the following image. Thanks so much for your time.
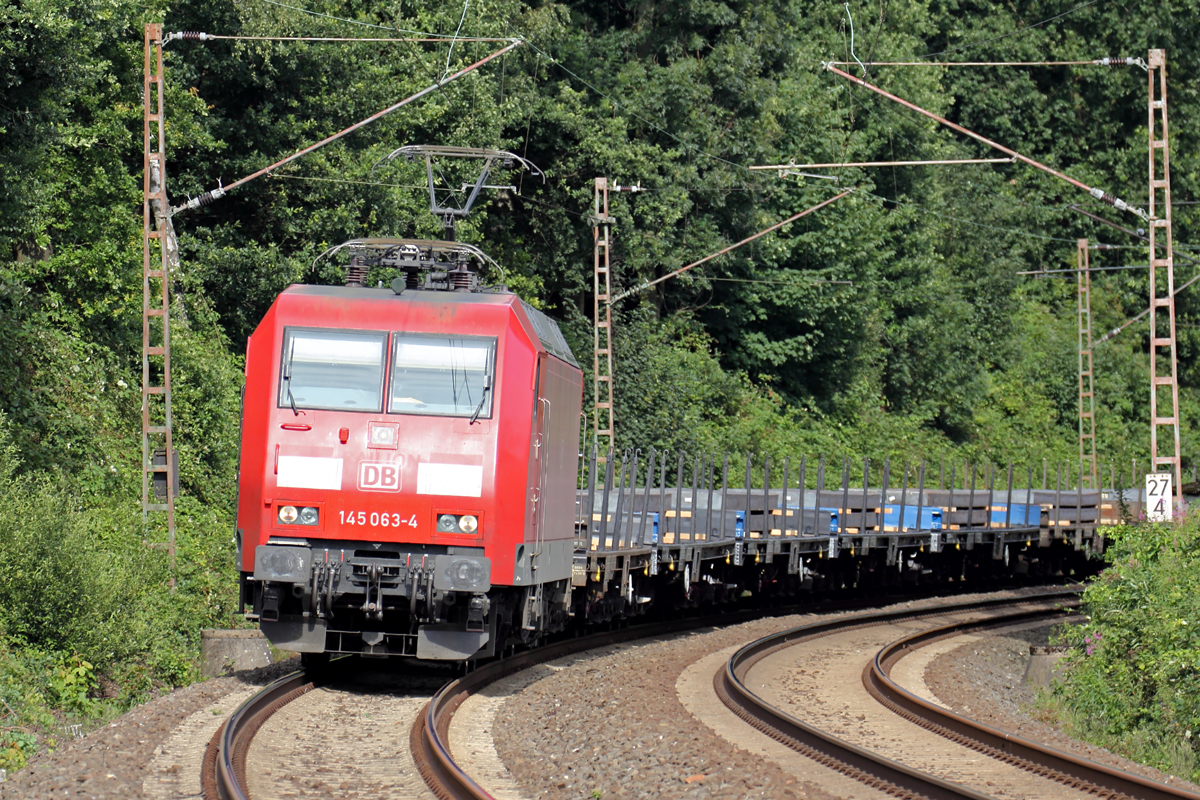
[236,239,583,661]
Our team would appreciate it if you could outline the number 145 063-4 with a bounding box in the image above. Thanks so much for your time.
[339,510,418,528]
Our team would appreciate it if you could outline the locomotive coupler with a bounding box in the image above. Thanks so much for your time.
[360,562,384,620]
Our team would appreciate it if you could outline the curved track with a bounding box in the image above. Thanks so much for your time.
[865,613,1200,800]
[201,671,314,800]
[206,587,1173,800]
[716,593,1200,800]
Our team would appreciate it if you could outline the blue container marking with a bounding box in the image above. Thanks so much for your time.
[883,505,943,531]
[735,510,745,540]
[786,505,840,533]
[989,504,1037,527]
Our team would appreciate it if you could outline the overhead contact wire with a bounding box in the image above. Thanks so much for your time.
[610,188,854,303]
[174,39,523,213]
[167,33,507,43]
[251,0,453,37]
[822,62,1149,222]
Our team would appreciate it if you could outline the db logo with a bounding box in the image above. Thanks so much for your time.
[358,462,401,492]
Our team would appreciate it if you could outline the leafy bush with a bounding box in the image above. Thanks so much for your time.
[1050,516,1200,780]
[0,409,245,769]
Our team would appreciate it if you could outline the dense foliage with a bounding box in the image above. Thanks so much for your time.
[3,0,1200,771]
[1050,517,1200,780]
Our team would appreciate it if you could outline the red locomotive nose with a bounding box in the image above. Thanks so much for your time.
[339,427,349,444]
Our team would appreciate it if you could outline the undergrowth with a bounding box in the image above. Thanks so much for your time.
[1046,515,1200,781]
[0,415,243,772]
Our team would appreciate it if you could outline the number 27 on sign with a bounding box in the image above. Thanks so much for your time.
[1146,473,1174,522]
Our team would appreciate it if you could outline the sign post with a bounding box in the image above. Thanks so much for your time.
[1146,472,1174,521]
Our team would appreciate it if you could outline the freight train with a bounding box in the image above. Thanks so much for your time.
[236,237,1105,664]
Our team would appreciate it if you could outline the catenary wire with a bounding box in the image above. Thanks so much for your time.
[915,0,1102,58]
[252,0,454,37]
[173,34,507,42]
[248,0,754,175]
[240,0,1168,261]
[827,64,1168,248]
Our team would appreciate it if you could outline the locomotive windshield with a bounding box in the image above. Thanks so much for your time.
[388,335,494,418]
[278,329,387,412]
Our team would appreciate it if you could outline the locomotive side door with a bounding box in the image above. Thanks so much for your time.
[528,353,551,565]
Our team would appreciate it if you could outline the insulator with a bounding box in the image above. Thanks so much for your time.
[404,267,421,290]
[345,257,369,286]
[181,186,225,211]
[451,268,473,291]
[179,31,211,41]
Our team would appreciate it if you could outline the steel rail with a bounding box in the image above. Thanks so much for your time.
[716,590,1081,800]
[199,589,1078,800]
[201,671,313,800]
[411,607,784,799]
[415,589,1080,799]
[867,611,1200,800]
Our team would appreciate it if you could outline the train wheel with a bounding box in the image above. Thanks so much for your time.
[301,652,331,677]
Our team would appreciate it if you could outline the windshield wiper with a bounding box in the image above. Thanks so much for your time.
[469,374,491,424]
[283,340,300,416]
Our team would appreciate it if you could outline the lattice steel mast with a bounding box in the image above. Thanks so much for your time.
[1147,49,1183,509]
[142,23,176,571]
[1077,239,1098,488]
[592,178,615,457]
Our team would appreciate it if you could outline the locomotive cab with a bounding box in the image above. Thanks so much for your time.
[236,240,583,660]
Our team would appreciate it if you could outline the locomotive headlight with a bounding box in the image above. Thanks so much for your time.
[433,554,491,592]
[371,426,394,445]
[437,514,458,532]
[278,506,299,524]
[299,507,319,526]
[457,514,478,533]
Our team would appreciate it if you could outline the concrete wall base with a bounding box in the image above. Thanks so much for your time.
[1024,644,1069,688]
[200,628,271,678]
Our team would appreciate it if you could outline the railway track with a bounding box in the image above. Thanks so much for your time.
[201,605,773,799]
[202,587,1191,800]
[715,593,1200,800]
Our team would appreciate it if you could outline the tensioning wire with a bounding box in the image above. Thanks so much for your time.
[860,189,1083,243]
[185,35,509,43]
[253,0,461,38]
[914,0,1102,59]
[247,0,755,175]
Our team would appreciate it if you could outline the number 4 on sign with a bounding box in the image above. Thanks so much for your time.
[1146,472,1174,522]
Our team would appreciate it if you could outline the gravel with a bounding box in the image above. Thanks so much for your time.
[491,589,1053,800]
[494,621,815,800]
[926,626,1200,793]
[0,658,299,800]
[10,586,1177,800]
